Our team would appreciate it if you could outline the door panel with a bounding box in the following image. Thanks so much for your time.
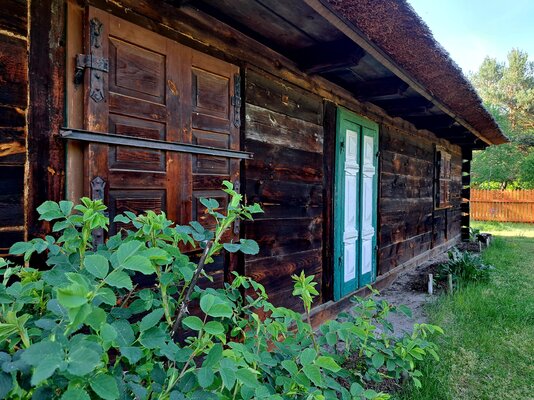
[334,108,379,299]
[79,6,240,286]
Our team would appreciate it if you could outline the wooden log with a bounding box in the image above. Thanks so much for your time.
[245,103,323,153]
[0,34,28,109]
[245,139,323,184]
[245,68,323,124]
[0,0,28,37]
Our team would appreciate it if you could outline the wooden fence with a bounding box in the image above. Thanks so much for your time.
[471,190,534,223]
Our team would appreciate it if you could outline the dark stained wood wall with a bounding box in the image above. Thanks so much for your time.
[243,68,325,311]
[0,0,466,313]
[0,0,28,254]
[378,124,462,275]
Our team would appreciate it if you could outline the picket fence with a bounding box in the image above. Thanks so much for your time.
[471,189,534,223]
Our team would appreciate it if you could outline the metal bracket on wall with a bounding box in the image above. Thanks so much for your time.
[90,176,106,247]
[60,128,253,160]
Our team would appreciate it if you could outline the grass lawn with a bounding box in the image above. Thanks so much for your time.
[397,224,534,400]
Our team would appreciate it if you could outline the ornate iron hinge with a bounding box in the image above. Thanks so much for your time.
[91,176,106,247]
[74,54,109,83]
[74,17,108,103]
[231,74,241,128]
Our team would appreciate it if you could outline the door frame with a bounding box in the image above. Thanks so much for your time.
[333,107,379,300]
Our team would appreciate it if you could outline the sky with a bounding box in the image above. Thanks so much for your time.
[407,0,534,74]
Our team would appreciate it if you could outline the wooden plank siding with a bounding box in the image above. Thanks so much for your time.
[377,124,462,275]
[0,0,28,255]
[0,0,466,317]
[471,190,534,223]
[243,68,325,312]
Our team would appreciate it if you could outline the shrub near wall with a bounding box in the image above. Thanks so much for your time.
[0,182,441,399]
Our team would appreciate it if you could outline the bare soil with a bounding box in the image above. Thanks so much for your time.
[377,243,480,336]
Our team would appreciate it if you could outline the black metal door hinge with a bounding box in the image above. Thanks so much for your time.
[74,17,108,103]
[74,54,109,84]
[231,74,241,128]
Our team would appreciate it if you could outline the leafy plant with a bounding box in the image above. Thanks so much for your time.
[0,182,441,399]
[318,286,442,392]
[438,247,494,286]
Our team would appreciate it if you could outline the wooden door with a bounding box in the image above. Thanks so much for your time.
[78,7,240,286]
[84,7,185,229]
[334,108,378,299]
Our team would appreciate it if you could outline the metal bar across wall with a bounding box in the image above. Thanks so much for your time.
[60,128,253,159]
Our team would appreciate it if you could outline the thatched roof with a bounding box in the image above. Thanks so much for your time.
[323,0,507,145]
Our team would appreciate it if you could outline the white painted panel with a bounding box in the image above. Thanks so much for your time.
[344,241,356,282]
[361,134,375,276]
[343,129,359,282]
[361,237,373,274]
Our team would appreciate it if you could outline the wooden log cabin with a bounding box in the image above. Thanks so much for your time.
[0,0,507,322]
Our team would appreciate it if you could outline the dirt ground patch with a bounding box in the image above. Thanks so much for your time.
[377,242,481,336]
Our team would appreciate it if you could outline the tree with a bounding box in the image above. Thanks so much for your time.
[470,49,534,189]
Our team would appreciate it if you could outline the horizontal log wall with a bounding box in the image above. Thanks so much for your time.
[243,69,324,312]
[4,0,466,313]
[378,124,462,275]
[0,0,28,254]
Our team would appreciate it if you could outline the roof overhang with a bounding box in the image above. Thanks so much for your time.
[190,0,508,149]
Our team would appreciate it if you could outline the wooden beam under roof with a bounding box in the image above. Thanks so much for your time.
[406,114,456,130]
[373,97,434,117]
[295,38,365,75]
[351,76,409,101]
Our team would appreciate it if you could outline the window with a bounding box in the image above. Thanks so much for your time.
[435,146,451,208]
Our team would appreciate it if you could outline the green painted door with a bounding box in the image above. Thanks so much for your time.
[334,108,379,300]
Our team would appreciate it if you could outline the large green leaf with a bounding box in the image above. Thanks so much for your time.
[56,283,89,308]
[314,356,341,372]
[238,239,259,255]
[31,357,63,386]
[139,308,164,332]
[85,307,106,331]
[120,346,143,364]
[197,367,215,388]
[235,368,258,388]
[100,323,118,343]
[0,372,12,399]
[203,344,223,368]
[116,241,143,265]
[94,288,116,306]
[182,316,203,331]
[104,270,132,290]
[84,254,109,279]
[203,321,224,335]
[371,352,385,369]
[281,359,298,375]
[121,255,154,275]
[67,345,101,376]
[300,348,317,366]
[60,388,91,400]
[111,320,135,347]
[199,294,232,318]
[302,364,323,386]
[139,327,167,349]
[90,374,119,400]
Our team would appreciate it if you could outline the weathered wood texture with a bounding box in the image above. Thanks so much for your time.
[27,0,66,241]
[0,0,28,254]
[378,124,462,275]
[243,68,325,310]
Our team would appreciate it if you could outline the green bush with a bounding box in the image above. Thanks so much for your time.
[0,182,441,399]
[438,248,494,286]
